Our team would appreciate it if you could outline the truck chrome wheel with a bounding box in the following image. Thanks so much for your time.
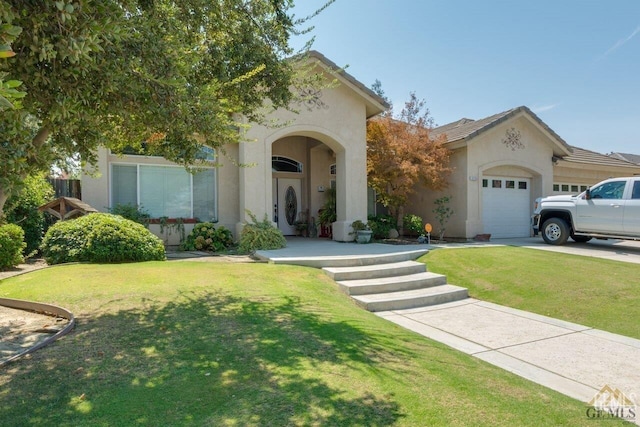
[542,218,569,245]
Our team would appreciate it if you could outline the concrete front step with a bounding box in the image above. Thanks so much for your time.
[337,271,447,296]
[323,260,426,281]
[351,285,469,312]
[262,248,429,268]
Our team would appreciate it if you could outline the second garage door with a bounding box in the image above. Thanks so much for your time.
[482,176,531,238]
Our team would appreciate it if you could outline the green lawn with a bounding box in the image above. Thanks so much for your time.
[423,246,640,340]
[0,260,627,426]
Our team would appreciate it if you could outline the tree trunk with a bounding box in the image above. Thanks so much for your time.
[0,187,9,221]
[396,205,405,237]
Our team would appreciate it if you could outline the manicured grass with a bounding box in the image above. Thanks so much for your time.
[0,262,625,426]
[423,246,640,340]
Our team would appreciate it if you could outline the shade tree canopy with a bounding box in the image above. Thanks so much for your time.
[0,0,333,215]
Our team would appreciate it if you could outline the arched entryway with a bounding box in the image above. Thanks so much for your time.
[265,125,368,241]
[271,135,338,236]
[236,118,370,242]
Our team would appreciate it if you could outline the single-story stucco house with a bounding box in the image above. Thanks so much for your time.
[81,51,640,243]
[81,51,388,244]
[407,106,640,239]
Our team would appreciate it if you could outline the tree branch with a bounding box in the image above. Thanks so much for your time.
[32,125,51,149]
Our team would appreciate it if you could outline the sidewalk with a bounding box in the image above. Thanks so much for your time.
[378,298,640,408]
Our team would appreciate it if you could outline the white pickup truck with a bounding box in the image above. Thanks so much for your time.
[532,177,640,245]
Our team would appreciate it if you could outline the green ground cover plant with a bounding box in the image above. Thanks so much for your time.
[0,261,622,426]
[181,222,233,252]
[238,211,286,253]
[423,246,640,339]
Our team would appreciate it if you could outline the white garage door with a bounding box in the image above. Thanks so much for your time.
[482,176,531,238]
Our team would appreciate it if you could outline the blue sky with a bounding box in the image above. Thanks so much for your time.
[291,1,640,155]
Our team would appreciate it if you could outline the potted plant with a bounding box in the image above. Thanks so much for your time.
[350,220,372,244]
[317,187,337,238]
[294,220,309,237]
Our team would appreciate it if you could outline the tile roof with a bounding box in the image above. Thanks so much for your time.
[431,109,518,142]
[561,147,640,169]
[429,106,639,169]
[430,106,570,152]
[609,152,640,165]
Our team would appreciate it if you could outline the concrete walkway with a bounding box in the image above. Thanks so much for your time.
[378,299,640,408]
[258,237,640,421]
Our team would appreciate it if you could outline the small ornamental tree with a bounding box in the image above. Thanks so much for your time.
[433,196,454,241]
[367,90,452,235]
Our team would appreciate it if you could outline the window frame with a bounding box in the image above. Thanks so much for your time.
[272,156,303,173]
[110,162,218,221]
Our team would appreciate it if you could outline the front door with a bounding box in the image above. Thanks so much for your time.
[273,178,302,235]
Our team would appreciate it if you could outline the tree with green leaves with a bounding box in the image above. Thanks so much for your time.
[0,0,333,215]
[0,3,25,110]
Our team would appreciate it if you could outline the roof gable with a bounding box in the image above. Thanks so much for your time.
[431,106,572,157]
[305,51,389,119]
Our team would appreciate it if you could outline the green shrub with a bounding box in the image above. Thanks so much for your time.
[109,203,151,226]
[181,222,233,252]
[238,212,286,253]
[367,214,395,239]
[4,174,54,255]
[403,213,423,236]
[41,213,165,265]
[0,224,26,270]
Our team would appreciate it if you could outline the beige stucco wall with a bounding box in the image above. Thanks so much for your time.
[83,59,381,243]
[217,143,240,233]
[407,146,467,239]
[409,114,558,239]
[238,65,371,241]
[552,161,640,194]
[309,143,336,221]
[81,146,109,212]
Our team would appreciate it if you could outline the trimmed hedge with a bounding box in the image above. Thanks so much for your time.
[4,174,54,255]
[41,213,165,265]
[0,224,26,270]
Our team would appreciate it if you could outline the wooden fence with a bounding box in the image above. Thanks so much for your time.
[47,178,81,199]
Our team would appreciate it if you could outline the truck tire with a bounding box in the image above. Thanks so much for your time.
[541,218,569,245]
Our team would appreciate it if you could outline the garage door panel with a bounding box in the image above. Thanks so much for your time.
[482,177,531,238]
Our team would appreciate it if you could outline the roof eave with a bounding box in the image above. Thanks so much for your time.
[306,50,389,118]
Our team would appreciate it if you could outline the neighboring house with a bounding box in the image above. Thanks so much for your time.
[609,152,640,165]
[407,106,640,240]
[552,146,640,195]
[81,51,388,244]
